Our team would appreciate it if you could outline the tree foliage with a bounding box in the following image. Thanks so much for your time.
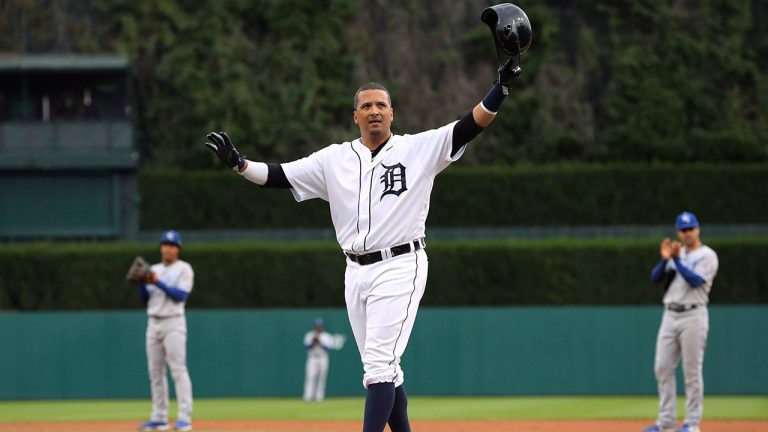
[0,0,765,165]
[98,0,359,166]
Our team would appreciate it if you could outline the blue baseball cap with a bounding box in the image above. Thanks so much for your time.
[314,317,324,326]
[160,230,182,247]
[675,211,699,230]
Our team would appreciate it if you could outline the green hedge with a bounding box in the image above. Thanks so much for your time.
[1,238,765,310]
[140,165,768,229]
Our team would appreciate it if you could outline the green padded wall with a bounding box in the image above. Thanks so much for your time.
[0,174,114,236]
[0,306,765,399]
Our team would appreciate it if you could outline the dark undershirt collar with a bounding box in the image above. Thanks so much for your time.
[369,134,393,159]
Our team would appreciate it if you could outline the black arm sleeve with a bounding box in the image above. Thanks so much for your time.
[263,163,293,188]
[451,110,483,157]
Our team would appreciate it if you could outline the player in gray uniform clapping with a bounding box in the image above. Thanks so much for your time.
[644,212,719,432]
[138,231,195,432]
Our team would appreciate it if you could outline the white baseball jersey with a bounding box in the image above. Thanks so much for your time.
[304,331,335,358]
[662,245,718,305]
[281,121,464,252]
[146,260,194,317]
[303,330,334,402]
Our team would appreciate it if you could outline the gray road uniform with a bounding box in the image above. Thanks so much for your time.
[141,259,195,425]
[650,245,718,429]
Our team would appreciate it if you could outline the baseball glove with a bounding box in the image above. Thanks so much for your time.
[125,256,151,284]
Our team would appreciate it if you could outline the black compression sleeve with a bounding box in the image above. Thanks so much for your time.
[451,110,483,157]
[263,163,293,188]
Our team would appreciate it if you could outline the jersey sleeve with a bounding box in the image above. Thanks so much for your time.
[303,332,314,347]
[178,263,194,293]
[695,249,719,287]
[281,145,334,202]
[411,121,463,174]
[319,332,335,349]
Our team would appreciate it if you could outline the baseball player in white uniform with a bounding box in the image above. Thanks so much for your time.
[205,66,518,429]
[303,317,336,402]
[138,231,195,432]
[644,212,719,432]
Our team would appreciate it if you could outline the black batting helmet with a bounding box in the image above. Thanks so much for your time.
[481,3,532,57]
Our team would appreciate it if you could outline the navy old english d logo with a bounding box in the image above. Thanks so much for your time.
[380,162,407,199]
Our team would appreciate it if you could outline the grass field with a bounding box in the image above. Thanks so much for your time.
[0,396,766,422]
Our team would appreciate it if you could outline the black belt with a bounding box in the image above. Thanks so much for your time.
[345,238,425,266]
[666,303,699,312]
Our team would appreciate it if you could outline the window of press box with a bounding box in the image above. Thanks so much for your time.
[0,72,130,122]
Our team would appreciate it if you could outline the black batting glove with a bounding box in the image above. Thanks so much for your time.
[205,131,245,171]
[498,57,522,95]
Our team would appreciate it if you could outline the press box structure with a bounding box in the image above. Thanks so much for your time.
[0,54,139,240]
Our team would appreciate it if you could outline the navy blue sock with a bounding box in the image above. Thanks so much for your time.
[363,382,395,432]
[387,385,411,432]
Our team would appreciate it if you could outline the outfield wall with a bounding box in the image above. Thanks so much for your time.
[0,306,765,399]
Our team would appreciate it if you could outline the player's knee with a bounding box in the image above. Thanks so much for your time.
[168,363,189,378]
[682,367,703,385]
[654,360,674,379]
[684,376,703,389]
[148,363,166,376]
[364,358,397,377]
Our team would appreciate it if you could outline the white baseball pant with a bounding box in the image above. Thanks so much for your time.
[304,354,329,402]
[344,249,427,388]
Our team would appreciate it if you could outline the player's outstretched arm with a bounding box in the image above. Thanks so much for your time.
[450,61,521,157]
[205,132,292,188]
[471,2,529,129]
[474,59,521,127]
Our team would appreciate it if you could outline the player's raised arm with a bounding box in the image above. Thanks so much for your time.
[453,61,520,153]
[450,4,532,156]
